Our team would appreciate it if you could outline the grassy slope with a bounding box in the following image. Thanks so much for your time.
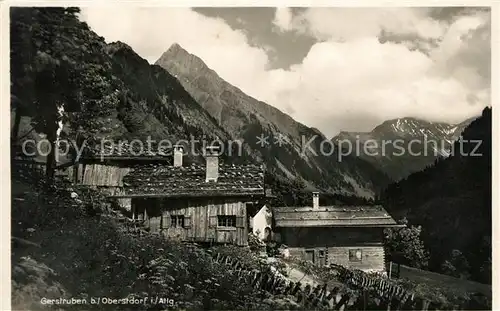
[11,166,491,310]
[10,167,299,310]
[395,264,491,297]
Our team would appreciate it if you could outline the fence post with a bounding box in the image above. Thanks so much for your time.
[388,261,392,279]
[335,293,350,311]
[363,289,368,310]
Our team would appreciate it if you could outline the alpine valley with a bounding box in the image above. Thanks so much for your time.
[154,43,395,198]
[332,116,476,181]
[10,8,492,310]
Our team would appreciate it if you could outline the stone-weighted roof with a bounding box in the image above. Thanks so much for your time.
[272,205,399,227]
[115,163,265,198]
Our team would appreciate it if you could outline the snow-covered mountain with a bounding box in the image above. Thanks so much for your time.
[332,117,477,181]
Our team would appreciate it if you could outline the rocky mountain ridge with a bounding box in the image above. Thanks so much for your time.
[380,108,491,284]
[332,116,477,180]
[155,43,390,197]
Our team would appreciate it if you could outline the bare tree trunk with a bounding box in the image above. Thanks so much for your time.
[11,108,22,141]
[45,131,57,185]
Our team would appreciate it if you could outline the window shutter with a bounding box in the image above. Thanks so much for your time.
[209,216,217,228]
[184,216,192,228]
[150,217,161,233]
[163,215,170,228]
[236,216,245,228]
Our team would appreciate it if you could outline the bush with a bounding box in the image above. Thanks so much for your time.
[11,173,281,310]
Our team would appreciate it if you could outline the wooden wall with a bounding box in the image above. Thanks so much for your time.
[98,187,131,211]
[66,163,131,210]
[133,197,249,246]
[280,227,386,272]
[287,245,385,272]
[328,246,385,271]
[279,227,384,247]
[67,163,130,187]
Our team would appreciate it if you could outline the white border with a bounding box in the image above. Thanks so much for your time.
[0,2,497,311]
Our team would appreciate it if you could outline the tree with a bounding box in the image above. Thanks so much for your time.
[384,218,429,268]
[11,7,119,182]
[441,249,471,279]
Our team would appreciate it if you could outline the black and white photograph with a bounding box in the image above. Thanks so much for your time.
[7,3,494,310]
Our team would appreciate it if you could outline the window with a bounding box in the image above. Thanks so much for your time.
[319,250,325,257]
[305,250,315,263]
[170,215,185,228]
[217,215,236,227]
[349,249,363,262]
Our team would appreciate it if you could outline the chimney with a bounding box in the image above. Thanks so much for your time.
[173,145,183,167]
[312,192,319,209]
[205,146,220,182]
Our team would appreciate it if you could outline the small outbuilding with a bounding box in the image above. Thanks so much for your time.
[273,192,403,272]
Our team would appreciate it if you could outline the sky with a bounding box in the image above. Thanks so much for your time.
[80,7,491,138]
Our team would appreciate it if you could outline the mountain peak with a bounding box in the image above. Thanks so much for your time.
[154,44,390,197]
[107,41,134,52]
[167,42,187,53]
[155,43,194,66]
[156,42,212,78]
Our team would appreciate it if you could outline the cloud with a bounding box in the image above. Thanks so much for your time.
[262,38,482,133]
[430,12,491,90]
[80,7,269,96]
[272,7,293,32]
[81,7,490,138]
[274,8,446,42]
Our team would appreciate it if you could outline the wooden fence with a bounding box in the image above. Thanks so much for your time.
[387,261,491,299]
[113,216,483,310]
[12,159,47,175]
[210,251,346,309]
[208,252,456,310]
[387,261,401,279]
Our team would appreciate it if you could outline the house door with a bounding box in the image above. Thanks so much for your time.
[263,227,271,241]
[305,249,315,263]
[318,249,326,266]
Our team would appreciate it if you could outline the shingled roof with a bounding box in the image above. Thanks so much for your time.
[112,163,265,198]
[272,205,400,228]
[79,141,172,161]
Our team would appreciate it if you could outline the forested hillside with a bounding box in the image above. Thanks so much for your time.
[11,8,243,169]
[11,7,389,199]
[380,107,492,284]
[332,117,475,181]
[156,43,391,197]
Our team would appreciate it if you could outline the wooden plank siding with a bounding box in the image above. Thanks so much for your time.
[66,163,132,210]
[279,227,386,272]
[132,197,249,246]
[67,163,131,187]
[278,227,385,247]
[327,246,385,271]
[287,246,385,271]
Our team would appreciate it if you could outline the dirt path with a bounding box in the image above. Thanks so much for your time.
[285,264,319,286]
[264,257,347,308]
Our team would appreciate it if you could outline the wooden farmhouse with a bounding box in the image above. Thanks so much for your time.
[273,192,402,273]
[62,141,172,209]
[248,204,273,241]
[111,146,266,246]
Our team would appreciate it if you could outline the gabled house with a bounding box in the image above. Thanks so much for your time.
[273,192,403,272]
[63,141,171,209]
[110,146,266,246]
[248,204,273,241]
